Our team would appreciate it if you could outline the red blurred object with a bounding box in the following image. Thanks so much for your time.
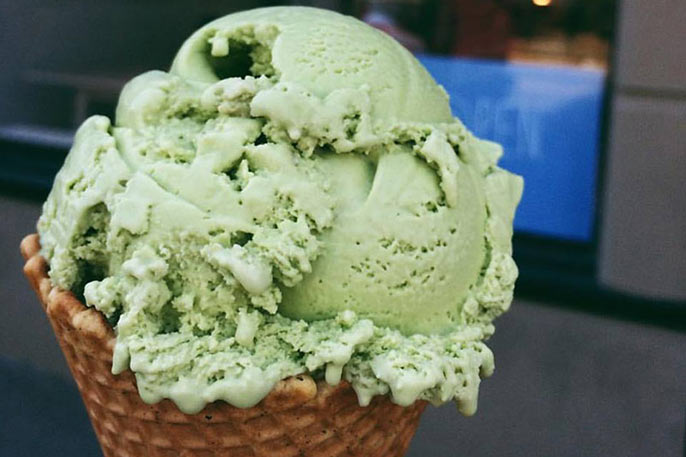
[451,0,511,59]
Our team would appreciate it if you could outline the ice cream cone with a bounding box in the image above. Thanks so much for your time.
[21,234,426,457]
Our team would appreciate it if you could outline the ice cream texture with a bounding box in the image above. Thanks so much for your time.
[38,7,523,415]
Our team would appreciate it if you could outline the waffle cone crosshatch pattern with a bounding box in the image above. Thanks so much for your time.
[21,234,426,457]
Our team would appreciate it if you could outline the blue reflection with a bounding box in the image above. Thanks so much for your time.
[419,56,605,242]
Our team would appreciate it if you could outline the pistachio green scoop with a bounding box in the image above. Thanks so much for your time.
[38,6,522,416]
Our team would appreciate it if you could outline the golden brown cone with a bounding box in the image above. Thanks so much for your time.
[21,234,426,457]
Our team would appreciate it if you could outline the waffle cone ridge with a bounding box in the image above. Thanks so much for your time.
[21,234,426,457]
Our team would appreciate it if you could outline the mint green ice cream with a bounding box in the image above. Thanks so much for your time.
[38,7,523,415]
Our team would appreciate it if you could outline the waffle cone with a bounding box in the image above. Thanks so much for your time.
[21,234,426,457]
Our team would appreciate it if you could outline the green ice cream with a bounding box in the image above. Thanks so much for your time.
[38,7,522,415]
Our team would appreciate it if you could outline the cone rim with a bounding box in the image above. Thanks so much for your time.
[20,233,427,413]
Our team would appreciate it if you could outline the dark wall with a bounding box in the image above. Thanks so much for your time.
[0,0,271,127]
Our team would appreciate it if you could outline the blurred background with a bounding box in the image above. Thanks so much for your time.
[1,1,684,456]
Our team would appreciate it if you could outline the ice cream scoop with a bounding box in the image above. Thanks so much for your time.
[38,6,522,416]
[171,7,451,124]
